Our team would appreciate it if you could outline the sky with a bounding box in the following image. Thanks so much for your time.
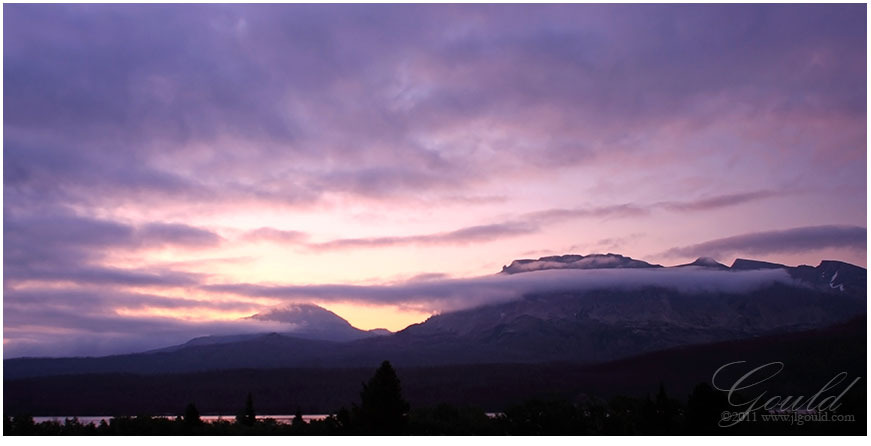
[2,3,867,357]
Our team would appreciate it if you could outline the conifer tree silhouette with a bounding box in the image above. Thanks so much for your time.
[236,392,256,426]
[357,360,409,434]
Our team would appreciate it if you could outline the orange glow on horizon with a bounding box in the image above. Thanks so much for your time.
[318,302,433,332]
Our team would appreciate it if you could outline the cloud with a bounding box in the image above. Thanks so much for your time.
[245,204,647,251]
[205,267,797,314]
[523,204,650,224]
[3,288,256,314]
[3,286,291,358]
[138,223,223,247]
[241,227,309,243]
[2,138,213,212]
[569,233,646,253]
[298,192,786,251]
[401,272,452,283]
[0,263,824,358]
[1,266,801,358]
[662,225,867,258]
[657,190,778,212]
[2,4,866,357]
[6,265,204,288]
[527,191,779,225]
[3,4,864,213]
[3,307,295,358]
[311,166,467,199]
[4,211,221,255]
[304,202,652,252]
[308,222,538,251]
[4,210,219,287]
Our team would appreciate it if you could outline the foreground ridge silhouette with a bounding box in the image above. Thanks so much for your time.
[5,356,866,435]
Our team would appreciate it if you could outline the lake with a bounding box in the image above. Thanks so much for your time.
[33,415,332,425]
[32,412,502,425]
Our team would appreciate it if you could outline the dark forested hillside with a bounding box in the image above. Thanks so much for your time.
[5,316,864,416]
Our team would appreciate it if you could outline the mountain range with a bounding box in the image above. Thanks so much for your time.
[4,253,866,379]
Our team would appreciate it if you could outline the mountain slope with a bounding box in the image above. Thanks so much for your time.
[4,316,865,416]
[150,304,389,353]
[730,258,787,270]
[246,303,389,342]
[5,256,865,379]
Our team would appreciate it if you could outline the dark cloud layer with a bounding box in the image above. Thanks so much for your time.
[138,223,223,247]
[308,222,538,251]
[4,288,254,314]
[657,191,778,212]
[3,210,219,287]
[4,4,864,210]
[278,192,784,251]
[663,225,867,258]
[3,306,292,358]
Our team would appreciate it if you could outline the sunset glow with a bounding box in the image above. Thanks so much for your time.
[3,3,866,357]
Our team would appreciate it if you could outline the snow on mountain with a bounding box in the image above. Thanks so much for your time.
[247,303,391,342]
[788,260,866,297]
[730,258,787,270]
[501,254,662,274]
[674,257,729,269]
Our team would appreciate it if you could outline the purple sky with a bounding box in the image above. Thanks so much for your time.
[3,4,866,357]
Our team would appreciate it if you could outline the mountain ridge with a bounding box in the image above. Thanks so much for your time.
[501,253,663,274]
[5,254,865,379]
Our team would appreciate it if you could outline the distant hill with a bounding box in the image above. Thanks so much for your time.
[149,304,389,353]
[4,316,865,416]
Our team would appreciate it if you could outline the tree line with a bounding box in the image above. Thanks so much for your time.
[5,360,865,435]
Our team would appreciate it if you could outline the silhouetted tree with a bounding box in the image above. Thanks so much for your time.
[497,399,585,435]
[292,408,306,432]
[183,403,202,427]
[291,408,305,428]
[236,392,256,426]
[336,406,352,433]
[357,360,410,434]
[409,403,495,435]
[687,382,730,434]
[653,382,680,434]
[11,415,35,435]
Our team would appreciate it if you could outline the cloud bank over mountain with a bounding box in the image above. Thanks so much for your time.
[5,261,805,357]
